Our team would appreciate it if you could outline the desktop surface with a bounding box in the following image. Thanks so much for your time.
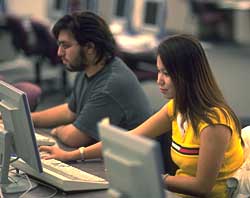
[4,159,108,198]
[4,154,179,198]
[2,129,180,198]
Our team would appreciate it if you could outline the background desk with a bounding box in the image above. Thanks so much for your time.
[4,138,179,198]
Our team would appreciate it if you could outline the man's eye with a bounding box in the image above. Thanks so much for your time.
[61,44,70,49]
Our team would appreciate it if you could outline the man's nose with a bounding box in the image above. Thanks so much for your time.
[57,46,64,57]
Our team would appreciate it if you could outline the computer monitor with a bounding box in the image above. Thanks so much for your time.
[114,0,127,18]
[98,121,165,198]
[0,80,42,193]
[141,0,167,37]
[110,0,136,35]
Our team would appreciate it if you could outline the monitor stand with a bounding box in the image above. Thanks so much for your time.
[0,130,38,193]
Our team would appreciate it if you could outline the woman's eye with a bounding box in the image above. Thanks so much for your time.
[157,68,169,76]
[163,71,169,76]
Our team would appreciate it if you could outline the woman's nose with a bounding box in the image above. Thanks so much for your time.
[157,73,164,85]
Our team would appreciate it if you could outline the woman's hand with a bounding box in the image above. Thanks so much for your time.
[39,145,73,161]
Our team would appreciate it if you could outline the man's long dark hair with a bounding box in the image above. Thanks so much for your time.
[158,34,242,141]
[52,11,117,64]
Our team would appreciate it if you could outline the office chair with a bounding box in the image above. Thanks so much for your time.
[4,15,69,93]
[0,75,42,112]
[13,81,42,111]
[28,19,69,93]
[4,14,30,55]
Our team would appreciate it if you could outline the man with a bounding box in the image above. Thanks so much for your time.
[32,11,152,148]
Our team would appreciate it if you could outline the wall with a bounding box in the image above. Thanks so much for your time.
[167,0,197,34]
[6,0,50,23]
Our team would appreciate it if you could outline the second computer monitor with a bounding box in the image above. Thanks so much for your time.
[98,122,165,198]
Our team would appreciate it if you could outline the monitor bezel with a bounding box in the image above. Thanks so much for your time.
[98,122,165,198]
[0,80,42,172]
[141,0,165,33]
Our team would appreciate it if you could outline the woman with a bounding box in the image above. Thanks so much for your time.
[40,34,244,197]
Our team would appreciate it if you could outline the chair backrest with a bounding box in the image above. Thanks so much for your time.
[29,19,61,65]
[0,76,42,111]
[5,15,29,53]
[13,82,42,112]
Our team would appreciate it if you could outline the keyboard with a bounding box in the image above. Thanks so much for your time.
[11,158,109,191]
[35,133,56,146]
[0,123,55,146]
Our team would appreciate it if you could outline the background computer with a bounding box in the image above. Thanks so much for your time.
[142,0,167,38]
[110,0,136,35]
[98,121,166,198]
[0,80,42,193]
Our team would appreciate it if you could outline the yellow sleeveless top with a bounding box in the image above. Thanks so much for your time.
[165,99,244,198]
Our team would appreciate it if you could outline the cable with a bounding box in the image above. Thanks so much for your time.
[6,164,57,198]
[31,179,58,198]
[19,174,32,198]
[17,173,58,198]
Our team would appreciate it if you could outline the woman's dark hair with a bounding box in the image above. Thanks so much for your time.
[157,34,242,140]
[52,11,117,64]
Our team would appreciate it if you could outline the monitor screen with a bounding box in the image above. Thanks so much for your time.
[110,0,129,35]
[114,0,127,17]
[0,80,42,193]
[98,122,165,198]
[144,1,158,25]
[142,0,166,34]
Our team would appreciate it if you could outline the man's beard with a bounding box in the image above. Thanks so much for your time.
[66,49,87,72]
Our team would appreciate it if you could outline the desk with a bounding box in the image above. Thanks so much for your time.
[3,159,107,198]
[2,130,179,198]
[3,159,179,198]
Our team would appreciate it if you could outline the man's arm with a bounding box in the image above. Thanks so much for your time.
[32,103,76,128]
[51,124,96,147]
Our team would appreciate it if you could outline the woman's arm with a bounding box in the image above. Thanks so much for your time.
[129,104,172,138]
[39,142,103,161]
[40,104,172,161]
[164,124,231,197]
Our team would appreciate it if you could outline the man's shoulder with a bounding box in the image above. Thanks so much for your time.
[108,57,127,71]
